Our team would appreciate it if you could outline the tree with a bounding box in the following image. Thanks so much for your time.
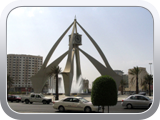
[129,66,141,94]
[91,75,117,113]
[48,66,62,100]
[141,74,153,96]
[7,75,14,95]
[141,83,148,91]
[119,79,127,95]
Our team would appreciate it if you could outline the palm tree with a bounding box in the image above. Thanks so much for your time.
[7,75,14,95]
[120,79,127,95]
[141,83,148,91]
[48,66,62,100]
[129,66,141,94]
[141,74,153,96]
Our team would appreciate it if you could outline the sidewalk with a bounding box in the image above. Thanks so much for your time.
[45,94,153,102]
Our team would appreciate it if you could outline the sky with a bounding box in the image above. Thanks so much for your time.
[7,7,153,87]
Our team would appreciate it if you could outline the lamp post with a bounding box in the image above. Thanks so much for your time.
[149,63,152,95]
[149,63,152,75]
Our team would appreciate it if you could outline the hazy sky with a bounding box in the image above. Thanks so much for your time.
[7,7,153,86]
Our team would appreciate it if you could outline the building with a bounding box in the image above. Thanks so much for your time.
[114,70,128,91]
[114,70,124,76]
[7,54,43,92]
[83,79,89,93]
[122,74,128,88]
[125,67,148,92]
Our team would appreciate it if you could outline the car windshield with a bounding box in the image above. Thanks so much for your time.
[79,98,89,103]
[15,95,20,98]
[40,94,45,97]
[145,96,151,100]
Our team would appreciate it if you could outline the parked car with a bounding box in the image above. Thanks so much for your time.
[129,92,136,95]
[7,95,21,102]
[138,92,146,95]
[52,97,101,112]
[121,94,152,109]
[21,93,52,104]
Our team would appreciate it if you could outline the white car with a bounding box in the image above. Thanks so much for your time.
[53,97,101,112]
[21,93,52,104]
[121,94,152,109]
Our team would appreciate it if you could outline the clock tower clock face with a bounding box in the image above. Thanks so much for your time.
[75,35,81,43]
[69,33,82,45]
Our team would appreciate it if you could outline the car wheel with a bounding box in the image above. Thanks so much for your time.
[84,107,92,113]
[30,102,33,104]
[25,99,29,104]
[126,104,133,109]
[47,102,50,104]
[42,100,47,104]
[58,106,65,112]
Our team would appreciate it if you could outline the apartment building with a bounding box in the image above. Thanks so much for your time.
[122,74,128,88]
[114,70,128,89]
[7,54,43,92]
[114,70,124,76]
[83,79,89,93]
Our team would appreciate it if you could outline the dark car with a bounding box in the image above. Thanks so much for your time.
[138,92,146,95]
[7,95,21,102]
[130,92,136,95]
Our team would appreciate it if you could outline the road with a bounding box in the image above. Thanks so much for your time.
[8,101,149,113]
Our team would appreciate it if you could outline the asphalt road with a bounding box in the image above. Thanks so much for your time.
[8,101,149,113]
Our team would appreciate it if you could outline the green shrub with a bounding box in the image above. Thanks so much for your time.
[91,75,117,112]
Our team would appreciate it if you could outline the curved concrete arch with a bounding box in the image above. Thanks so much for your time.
[62,49,75,96]
[78,48,121,90]
[75,47,82,83]
[45,51,69,73]
[31,50,69,92]
[63,20,76,73]
[76,21,113,70]
[42,22,74,69]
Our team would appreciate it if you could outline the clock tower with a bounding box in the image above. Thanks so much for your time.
[69,33,82,45]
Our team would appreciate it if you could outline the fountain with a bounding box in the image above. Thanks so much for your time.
[48,75,84,95]
[71,75,83,94]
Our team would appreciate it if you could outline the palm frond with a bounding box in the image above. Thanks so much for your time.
[130,77,135,85]
[129,69,135,75]
[142,74,153,86]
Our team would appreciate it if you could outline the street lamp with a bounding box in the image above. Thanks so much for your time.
[149,63,152,75]
[149,63,153,95]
